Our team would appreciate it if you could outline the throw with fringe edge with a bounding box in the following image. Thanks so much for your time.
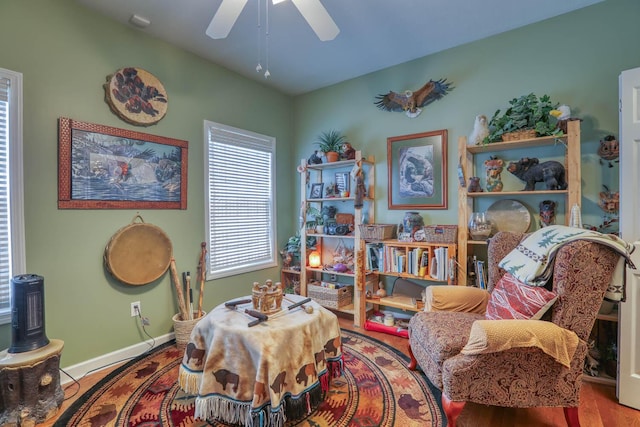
[178,296,344,427]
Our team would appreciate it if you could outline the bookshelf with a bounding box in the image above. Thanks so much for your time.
[361,239,457,314]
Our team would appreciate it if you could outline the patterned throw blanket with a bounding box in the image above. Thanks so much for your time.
[178,296,342,427]
[498,225,634,300]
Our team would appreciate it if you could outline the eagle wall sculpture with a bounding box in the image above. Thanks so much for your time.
[374,78,452,118]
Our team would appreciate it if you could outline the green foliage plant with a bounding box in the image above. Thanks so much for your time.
[484,93,562,143]
[284,234,316,253]
[306,205,323,225]
[315,130,345,153]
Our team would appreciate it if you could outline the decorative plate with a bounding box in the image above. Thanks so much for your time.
[104,67,168,126]
[486,199,531,234]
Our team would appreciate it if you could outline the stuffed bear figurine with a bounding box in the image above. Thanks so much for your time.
[467,176,483,193]
[507,157,568,191]
[340,142,356,160]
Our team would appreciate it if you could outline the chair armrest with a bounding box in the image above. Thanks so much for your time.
[460,319,580,367]
[424,286,489,314]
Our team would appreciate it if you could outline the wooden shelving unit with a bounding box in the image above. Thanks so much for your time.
[298,151,375,327]
[457,120,581,285]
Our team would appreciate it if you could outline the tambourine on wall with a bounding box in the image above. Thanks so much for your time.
[104,67,168,127]
[104,214,173,286]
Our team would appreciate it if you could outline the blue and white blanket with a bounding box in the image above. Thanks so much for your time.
[498,225,634,301]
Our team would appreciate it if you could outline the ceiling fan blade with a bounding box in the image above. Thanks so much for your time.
[290,0,339,41]
[206,0,249,39]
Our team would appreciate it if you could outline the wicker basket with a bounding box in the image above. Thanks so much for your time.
[424,225,457,244]
[359,224,397,241]
[501,129,537,142]
[172,311,205,350]
[308,284,353,309]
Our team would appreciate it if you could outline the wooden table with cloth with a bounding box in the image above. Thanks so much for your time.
[178,294,343,427]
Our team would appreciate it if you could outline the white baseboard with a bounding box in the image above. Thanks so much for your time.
[59,332,175,385]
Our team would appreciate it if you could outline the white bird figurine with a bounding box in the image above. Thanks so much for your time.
[468,114,489,145]
[550,105,577,134]
[550,105,571,120]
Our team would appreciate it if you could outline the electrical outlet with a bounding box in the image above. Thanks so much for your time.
[131,301,141,317]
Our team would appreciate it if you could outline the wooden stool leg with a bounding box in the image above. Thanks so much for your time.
[563,406,581,427]
[407,342,418,370]
[442,394,465,427]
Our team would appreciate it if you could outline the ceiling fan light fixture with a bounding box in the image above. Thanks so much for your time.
[207,0,338,41]
[206,0,249,39]
[290,0,339,41]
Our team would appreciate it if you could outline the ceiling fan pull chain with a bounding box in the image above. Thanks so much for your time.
[264,0,271,78]
[256,0,263,72]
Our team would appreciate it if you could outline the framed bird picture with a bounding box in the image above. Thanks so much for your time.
[387,129,448,210]
[58,117,188,209]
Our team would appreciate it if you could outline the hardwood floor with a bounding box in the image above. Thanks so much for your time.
[40,316,640,426]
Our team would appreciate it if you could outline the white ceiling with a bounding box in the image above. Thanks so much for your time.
[76,0,602,95]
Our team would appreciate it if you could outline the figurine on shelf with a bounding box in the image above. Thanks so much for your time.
[468,114,489,146]
[539,200,556,228]
[280,250,294,268]
[340,142,356,160]
[484,155,504,192]
[551,105,582,135]
[467,176,483,193]
[324,182,337,198]
[375,282,387,298]
[308,150,323,165]
[507,157,567,191]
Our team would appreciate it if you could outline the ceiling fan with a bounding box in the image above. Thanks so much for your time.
[206,0,340,41]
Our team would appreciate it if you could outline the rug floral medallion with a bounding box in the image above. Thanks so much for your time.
[56,329,444,427]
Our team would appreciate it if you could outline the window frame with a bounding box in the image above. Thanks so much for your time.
[204,120,277,280]
[0,68,26,325]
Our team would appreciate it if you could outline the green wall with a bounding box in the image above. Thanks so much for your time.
[0,0,638,368]
[0,0,294,366]
[292,0,638,230]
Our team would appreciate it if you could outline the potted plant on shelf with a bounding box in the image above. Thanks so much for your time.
[306,206,324,233]
[315,130,345,162]
[484,93,563,143]
[282,234,316,264]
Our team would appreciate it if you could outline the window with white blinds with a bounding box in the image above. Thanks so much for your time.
[0,68,26,324]
[204,121,277,279]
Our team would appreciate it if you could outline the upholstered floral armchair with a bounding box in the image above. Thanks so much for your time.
[408,230,625,427]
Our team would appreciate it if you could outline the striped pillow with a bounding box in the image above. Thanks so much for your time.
[485,272,557,320]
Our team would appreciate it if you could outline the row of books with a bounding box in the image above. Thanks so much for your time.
[468,256,488,289]
[365,243,452,281]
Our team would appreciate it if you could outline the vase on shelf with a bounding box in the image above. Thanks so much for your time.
[402,211,424,238]
[468,212,492,241]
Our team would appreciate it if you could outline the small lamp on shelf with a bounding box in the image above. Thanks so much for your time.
[308,250,321,268]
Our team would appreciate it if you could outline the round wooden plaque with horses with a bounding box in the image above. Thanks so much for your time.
[104,215,173,286]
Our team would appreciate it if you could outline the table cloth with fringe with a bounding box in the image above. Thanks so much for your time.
[178,295,343,427]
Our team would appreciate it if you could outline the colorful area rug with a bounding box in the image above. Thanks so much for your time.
[55,329,444,426]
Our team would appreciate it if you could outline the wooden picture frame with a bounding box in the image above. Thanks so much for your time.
[58,117,188,209]
[335,172,350,193]
[387,129,448,210]
[309,183,324,199]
